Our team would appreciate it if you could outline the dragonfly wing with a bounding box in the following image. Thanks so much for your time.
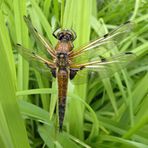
[24,16,55,57]
[69,21,133,62]
[16,44,56,78]
[71,52,136,84]
[84,52,135,77]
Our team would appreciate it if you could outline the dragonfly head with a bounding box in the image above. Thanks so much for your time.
[53,28,76,42]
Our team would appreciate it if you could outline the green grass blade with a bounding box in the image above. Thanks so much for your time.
[0,11,30,148]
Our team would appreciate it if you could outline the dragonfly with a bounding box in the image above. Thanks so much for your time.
[16,16,135,131]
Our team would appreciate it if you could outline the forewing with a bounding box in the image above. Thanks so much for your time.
[70,21,133,63]
[24,16,55,57]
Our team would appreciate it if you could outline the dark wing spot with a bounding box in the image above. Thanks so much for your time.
[16,43,21,46]
[80,66,85,70]
[51,68,56,78]
[98,55,107,62]
[70,69,79,79]
[104,33,109,38]
[70,67,84,79]
[34,27,38,32]
[45,63,56,77]
[124,21,130,24]
[31,51,36,55]
[125,51,133,54]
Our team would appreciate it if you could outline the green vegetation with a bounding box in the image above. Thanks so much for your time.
[0,0,148,147]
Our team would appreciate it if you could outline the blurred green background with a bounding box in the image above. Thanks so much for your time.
[0,0,148,147]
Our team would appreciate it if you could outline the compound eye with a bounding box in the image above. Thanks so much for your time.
[68,30,76,41]
[68,34,73,41]
[66,33,72,41]
[58,33,64,40]
[70,35,74,41]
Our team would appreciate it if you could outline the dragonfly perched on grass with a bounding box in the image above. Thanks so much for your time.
[16,16,135,131]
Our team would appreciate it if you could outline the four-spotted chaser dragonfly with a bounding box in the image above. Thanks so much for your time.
[16,16,135,131]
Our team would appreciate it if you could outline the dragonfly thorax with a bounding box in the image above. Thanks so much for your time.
[56,52,69,67]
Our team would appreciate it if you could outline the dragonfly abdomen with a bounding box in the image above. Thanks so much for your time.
[57,68,68,131]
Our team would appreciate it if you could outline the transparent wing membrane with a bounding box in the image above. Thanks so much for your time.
[16,44,55,77]
[24,16,56,58]
[69,21,133,64]
[71,52,136,84]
